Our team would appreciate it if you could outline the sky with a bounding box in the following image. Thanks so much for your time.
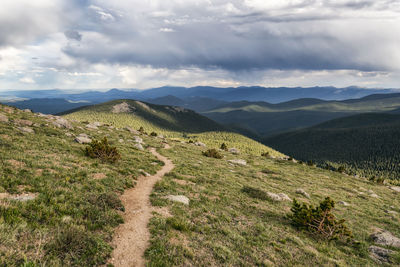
[0,0,399,91]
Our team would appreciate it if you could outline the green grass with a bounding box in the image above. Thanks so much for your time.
[0,105,161,265]
[146,142,400,266]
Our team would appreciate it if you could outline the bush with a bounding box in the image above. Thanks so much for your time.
[150,132,158,137]
[202,149,223,159]
[85,137,121,163]
[337,166,345,173]
[307,160,314,166]
[138,126,145,133]
[261,152,270,157]
[220,143,228,151]
[290,197,353,241]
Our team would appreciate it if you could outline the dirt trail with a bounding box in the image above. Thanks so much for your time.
[109,147,174,267]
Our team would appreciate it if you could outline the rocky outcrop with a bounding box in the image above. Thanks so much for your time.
[295,188,310,199]
[166,195,190,205]
[370,230,400,248]
[75,133,92,144]
[228,159,247,166]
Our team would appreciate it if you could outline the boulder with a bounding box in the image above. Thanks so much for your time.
[125,126,140,134]
[53,118,73,129]
[166,195,190,205]
[371,230,400,248]
[194,141,206,147]
[266,192,291,202]
[228,148,240,154]
[134,143,144,151]
[133,136,143,144]
[338,201,350,206]
[295,188,310,198]
[23,109,32,113]
[0,114,8,123]
[17,127,34,133]
[75,134,92,144]
[15,119,33,126]
[228,159,247,166]
[86,123,98,130]
[369,245,394,263]
[389,186,400,193]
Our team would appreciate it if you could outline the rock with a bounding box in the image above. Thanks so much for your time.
[295,188,310,198]
[133,136,143,144]
[0,114,8,123]
[194,141,206,147]
[17,127,34,133]
[266,192,291,202]
[389,186,400,193]
[125,126,140,134]
[3,106,14,114]
[166,195,190,205]
[23,109,32,113]
[86,123,98,130]
[119,139,124,143]
[65,132,74,137]
[385,210,398,215]
[9,193,37,201]
[228,148,240,154]
[277,193,292,201]
[75,134,92,144]
[134,143,144,150]
[369,245,394,263]
[53,118,73,129]
[370,193,379,198]
[371,230,400,248]
[92,121,103,127]
[112,102,135,113]
[228,159,247,166]
[15,119,33,126]
[338,201,350,206]
[139,169,151,177]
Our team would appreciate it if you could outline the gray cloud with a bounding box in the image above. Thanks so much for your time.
[64,30,82,41]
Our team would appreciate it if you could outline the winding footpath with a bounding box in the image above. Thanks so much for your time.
[109,146,174,267]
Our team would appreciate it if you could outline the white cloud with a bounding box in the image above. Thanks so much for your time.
[19,77,35,84]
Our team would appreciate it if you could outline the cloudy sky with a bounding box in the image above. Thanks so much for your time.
[0,0,399,91]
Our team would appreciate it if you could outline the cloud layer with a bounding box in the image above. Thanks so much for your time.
[0,0,399,90]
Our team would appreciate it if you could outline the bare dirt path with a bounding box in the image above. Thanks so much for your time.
[109,147,174,267]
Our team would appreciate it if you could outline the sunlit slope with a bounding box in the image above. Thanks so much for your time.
[64,99,284,157]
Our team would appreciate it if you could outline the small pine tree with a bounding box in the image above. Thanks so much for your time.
[290,197,353,241]
[138,126,145,133]
[85,137,121,163]
[202,149,223,159]
[220,143,228,151]
[150,132,158,137]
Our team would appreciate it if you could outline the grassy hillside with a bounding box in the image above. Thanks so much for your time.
[2,103,400,266]
[203,94,400,137]
[264,113,400,180]
[64,99,283,157]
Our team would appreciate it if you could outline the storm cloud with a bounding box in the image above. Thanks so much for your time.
[0,0,400,90]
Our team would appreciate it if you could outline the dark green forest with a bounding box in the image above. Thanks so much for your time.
[264,113,400,180]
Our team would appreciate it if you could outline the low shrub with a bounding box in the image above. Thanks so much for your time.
[220,143,228,151]
[85,137,121,163]
[261,152,270,157]
[150,132,158,137]
[290,197,353,241]
[202,149,223,159]
[138,126,145,133]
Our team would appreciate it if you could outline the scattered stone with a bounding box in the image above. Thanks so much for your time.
[92,121,103,127]
[86,123,99,130]
[119,139,124,143]
[9,193,37,201]
[125,126,140,134]
[112,102,135,113]
[228,148,240,154]
[295,188,310,198]
[370,193,379,198]
[17,127,34,133]
[65,132,73,137]
[389,186,400,193]
[75,133,92,144]
[369,245,394,264]
[166,195,190,205]
[53,118,73,129]
[151,162,158,165]
[371,230,400,248]
[134,143,144,150]
[338,201,350,206]
[3,106,14,114]
[228,159,247,166]
[385,210,398,215]
[266,192,291,202]
[133,136,143,144]
[23,109,32,113]
[194,141,206,147]
[0,114,8,123]
[14,119,33,126]
[139,169,151,177]
[277,193,292,201]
